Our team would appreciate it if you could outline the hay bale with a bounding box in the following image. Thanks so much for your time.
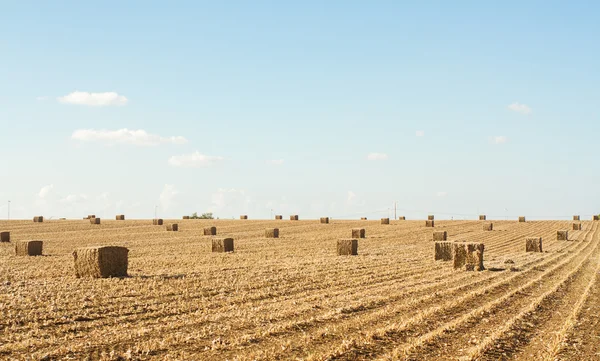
[89,217,100,225]
[433,231,447,241]
[573,223,582,231]
[265,228,279,238]
[240,215,248,220]
[428,215,434,220]
[360,217,367,220]
[399,216,406,220]
[15,240,43,256]
[212,238,234,253]
[290,215,299,221]
[573,215,580,221]
[153,219,164,226]
[526,237,543,252]
[87,215,96,219]
[203,226,217,236]
[320,217,329,224]
[182,216,190,220]
[166,224,179,232]
[483,223,493,231]
[337,239,358,256]
[275,215,283,220]
[453,242,484,271]
[434,241,453,261]
[73,246,128,278]
[594,215,599,221]
[518,216,526,222]
[0,232,9,243]
[479,215,486,220]
[352,228,366,238]
[116,215,125,221]
[33,216,44,223]
[557,230,568,241]
[426,220,434,227]
[381,218,390,225]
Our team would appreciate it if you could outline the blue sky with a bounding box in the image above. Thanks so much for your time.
[0,1,598,220]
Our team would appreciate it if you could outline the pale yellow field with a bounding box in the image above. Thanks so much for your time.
[1,219,599,360]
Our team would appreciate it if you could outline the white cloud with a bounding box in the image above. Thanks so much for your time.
[38,185,54,198]
[508,102,532,115]
[58,91,128,106]
[168,151,224,168]
[210,188,250,217]
[72,129,187,147]
[347,191,356,204]
[159,184,179,211]
[267,159,284,166]
[437,191,448,197]
[416,130,425,137]
[490,136,508,144]
[367,152,388,161]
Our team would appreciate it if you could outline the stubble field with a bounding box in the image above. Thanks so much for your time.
[1,218,599,360]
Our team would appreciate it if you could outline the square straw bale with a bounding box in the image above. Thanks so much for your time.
[483,223,493,231]
[212,238,234,252]
[557,230,568,241]
[526,237,543,252]
[337,239,358,256]
[204,226,217,236]
[265,228,279,238]
[434,241,453,261]
[15,240,43,256]
[320,217,329,224]
[166,224,179,231]
[426,220,435,227]
[352,228,366,238]
[572,223,582,231]
[0,231,9,243]
[73,246,129,278]
[381,218,390,225]
[433,231,447,241]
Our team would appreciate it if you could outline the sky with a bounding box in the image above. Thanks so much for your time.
[0,1,598,220]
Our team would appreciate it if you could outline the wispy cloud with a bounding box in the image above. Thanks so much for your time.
[60,194,88,203]
[58,91,128,106]
[38,185,54,198]
[347,191,356,204]
[168,151,224,168]
[490,136,508,144]
[367,152,388,161]
[266,159,284,166]
[72,129,187,146]
[508,102,532,115]
[416,130,425,137]
[159,184,179,211]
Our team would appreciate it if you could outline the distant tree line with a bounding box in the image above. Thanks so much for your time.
[190,212,215,219]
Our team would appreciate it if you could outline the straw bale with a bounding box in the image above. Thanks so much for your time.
[212,238,234,252]
[337,239,358,256]
[73,246,128,278]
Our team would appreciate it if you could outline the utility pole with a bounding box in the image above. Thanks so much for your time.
[7,200,10,220]
[394,201,397,220]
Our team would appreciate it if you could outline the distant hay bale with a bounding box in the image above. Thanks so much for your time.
[33,216,44,223]
[0,232,9,243]
[73,246,129,278]
[453,242,484,271]
[519,216,526,222]
[426,220,435,227]
[240,215,248,220]
[275,215,283,220]
[265,228,279,238]
[15,240,43,256]
[573,223,582,231]
[212,238,234,253]
[320,217,329,224]
[594,215,599,221]
[116,215,125,221]
[352,228,366,238]
[182,216,190,220]
[337,239,358,256]
[166,224,179,232]
[573,215,580,221]
[434,241,453,261]
[433,231,447,241]
[59,218,66,220]
[87,215,96,219]
[479,215,486,220]
[557,230,568,241]
[153,219,164,226]
[428,215,434,220]
[381,218,390,225]
[483,223,493,231]
[89,217,100,225]
[526,237,543,252]
[204,226,217,236]
[399,216,406,220]
[290,215,299,221]
[360,217,367,220]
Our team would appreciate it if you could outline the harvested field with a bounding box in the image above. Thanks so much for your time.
[0,219,599,360]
